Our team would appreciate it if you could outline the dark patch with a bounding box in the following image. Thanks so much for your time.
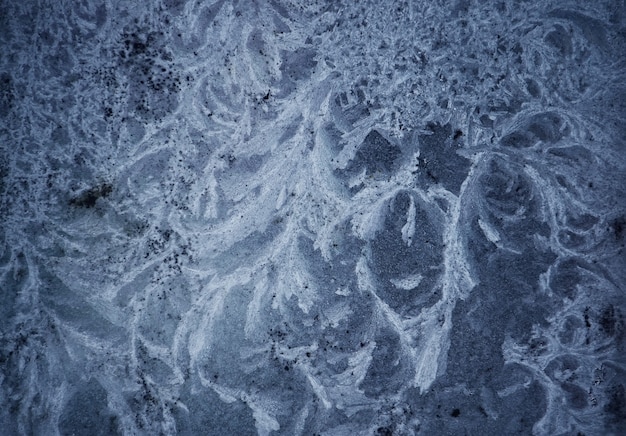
[51,125,71,146]
[416,123,471,194]
[605,384,626,422]
[376,427,393,436]
[345,130,401,177]
[598,305,621,336]
[479,114,494,127]
[0,72,15,118]
[500,130,535,149]
[69,184,113,208]
[609,216,625,241]
[360,327,408,396]
[527,112,566,142]
[561,382,588,409]
[280,47,318,81]
[59,379,121,436]
[357,130,401,174]
[526,79,541,97]
[451,408,461,417]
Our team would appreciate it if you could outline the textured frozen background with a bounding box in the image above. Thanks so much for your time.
[1,0,625,435]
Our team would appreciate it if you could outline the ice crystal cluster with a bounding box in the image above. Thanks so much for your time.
[0,0,624,435]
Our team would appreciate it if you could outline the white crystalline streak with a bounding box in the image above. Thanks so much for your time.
[275,186,287,210]
[401,194,416,246]
[390,274,423,290]
[478,217,501,244]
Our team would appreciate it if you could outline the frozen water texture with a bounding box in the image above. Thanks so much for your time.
[0,0,625,435]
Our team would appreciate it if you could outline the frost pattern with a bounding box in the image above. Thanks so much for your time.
[0,0,625,435]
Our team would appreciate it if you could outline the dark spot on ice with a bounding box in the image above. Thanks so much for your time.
[451,408,461,417]
[376,427,393,436]
[609,216,625,241]
[69,183,113,208]
[132,41,147,54]
[583,307,591,328]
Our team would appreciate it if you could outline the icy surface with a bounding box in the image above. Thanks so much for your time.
[1,0,625,435]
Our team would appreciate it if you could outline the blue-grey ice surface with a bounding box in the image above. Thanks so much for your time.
[1,1,625,435]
